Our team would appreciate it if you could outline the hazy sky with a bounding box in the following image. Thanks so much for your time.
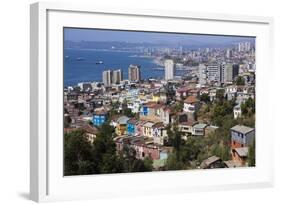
[64,28,255,45]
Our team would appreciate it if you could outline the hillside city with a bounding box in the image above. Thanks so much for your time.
[64,41,255,175]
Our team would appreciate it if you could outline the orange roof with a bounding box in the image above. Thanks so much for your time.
[184,96,199,104]
[144,102,164,109]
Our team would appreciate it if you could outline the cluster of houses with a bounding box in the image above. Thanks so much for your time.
[64,69,255,170]
[200,124,255,169]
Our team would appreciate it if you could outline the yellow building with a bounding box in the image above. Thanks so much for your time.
[116,116,130,136]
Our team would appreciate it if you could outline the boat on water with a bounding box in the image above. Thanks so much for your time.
[76,57,85,61]
[95,60,103,64]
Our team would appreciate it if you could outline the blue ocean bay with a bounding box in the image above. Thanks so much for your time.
[64,48,165,86]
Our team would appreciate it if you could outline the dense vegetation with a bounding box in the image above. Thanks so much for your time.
[64,123,152,176]
[165,90,255,169]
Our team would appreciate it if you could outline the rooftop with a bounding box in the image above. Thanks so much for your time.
[127,118,138,124]
[81,124,99,135]
[234,147,249,157]
[200,155,221,168]
[231,125,254,134]
[179,121,196,126]
[144,121,155,127]
[184,95,199,104]
[193,123,207,129]
[117,116,130,124]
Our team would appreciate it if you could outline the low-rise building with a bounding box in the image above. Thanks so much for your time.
[152,122,167,145]
[200,156,226,169]
[92,108,108,126]
[143,121,154,138]
[159,106,174,125]
[127,118,138,136]
[231,125,255,149]
[192,123,207,136]
[178,121,196,137]
[116,116,130,135]
[81,124,99,144]
[233,104,242,119]
[183,95,200,113]
[231,147,249,166]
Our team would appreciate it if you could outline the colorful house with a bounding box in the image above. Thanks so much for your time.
[175,86,190,100]
[127,118,138,136]
[152,122,167,145]
[230,125,255,149]
[139,102,162,121]
[159,106,174,125]
[143,121,154,138]
[116,116,130,136]
[92,108,108,126]
[114,136,161,161]
[136,120,147,136]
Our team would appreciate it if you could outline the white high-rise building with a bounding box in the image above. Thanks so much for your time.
[226,49,232,58]
[238,42,244,52]
[164,59,175,80]
[128,65,141,82]
[221,63,234,83]
[198,64,207,86]
[245,42,251,51]
[207,64,220,83]
[102,70,113,86]
[113,69,123,84]
[238,42,251,52]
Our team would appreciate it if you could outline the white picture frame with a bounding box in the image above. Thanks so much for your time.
[30,1,274,202]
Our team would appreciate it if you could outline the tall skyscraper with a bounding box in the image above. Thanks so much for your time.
[226,49,232,58]
[113,69,123,84]
[238,42,251,52]
[128,65,141,82]
[244,42,251,51]
[238,42,244,52]
[164,59,175,80]
[102,70,113,86]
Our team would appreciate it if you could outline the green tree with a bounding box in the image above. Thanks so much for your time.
[236,76,245,86]
[248,140,255,166]
[119,145,153,172]
[200,93,210,103]
[241,97,255,116]
[174,101,184,112]
[123,108,135,117]
[215,89,225,104]
[166,152,185,170]
[64,130,94,175]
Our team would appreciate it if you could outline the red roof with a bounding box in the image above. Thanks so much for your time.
[177,87,190,93]
[184,96,199,104]
[144,102,164,109]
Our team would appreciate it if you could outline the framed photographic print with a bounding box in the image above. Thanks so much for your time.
[30,2,274,202]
